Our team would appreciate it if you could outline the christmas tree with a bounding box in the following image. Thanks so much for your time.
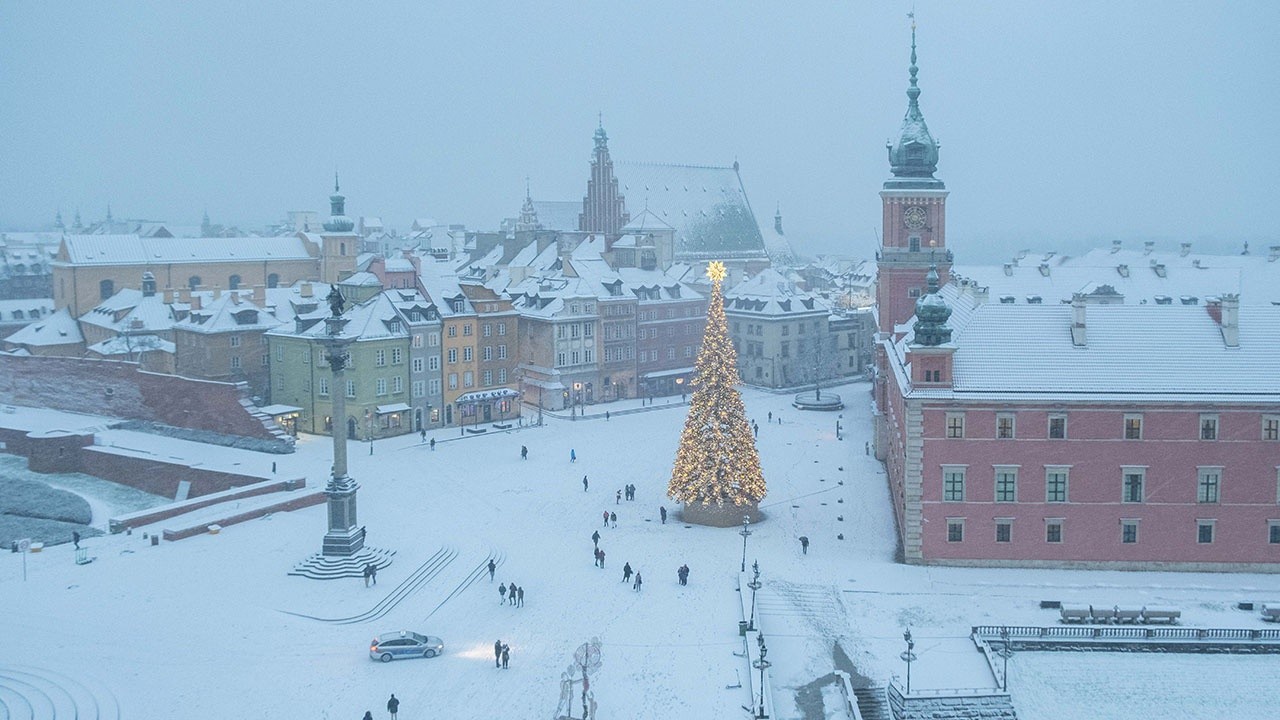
[668,262,767,520]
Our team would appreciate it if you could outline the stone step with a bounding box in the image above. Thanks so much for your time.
[289,547,397,580]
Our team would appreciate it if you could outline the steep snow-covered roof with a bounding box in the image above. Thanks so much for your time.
[57,234,314,265]
[3,307,83,346]
[616,162,767,260]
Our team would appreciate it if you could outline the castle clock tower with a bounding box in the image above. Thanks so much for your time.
[876,21,950,335]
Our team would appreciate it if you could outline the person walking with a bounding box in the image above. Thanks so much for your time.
[488,558,496,581]
[386,694,399,719]
[605,411,610,421]
[583,476,589,492]
[622,562,633,583]
[616,489,622,505]
[660,506,667,524]
[430,437,436,451]
[420,428,427,443]
[72,531,81,550]
[494,639,503,668]
[508,583,518,605]
[799,536,810,555]
[602,510,610,527]
[754,424,759,439]
[521,445,528,460]
[768,411,772,423]
[570,448,577,463]
[363,563,372,588]
[597,549,605,569]
[633,572,642,592]
[501,644,510,669]
[594,548,602,567]
[610,512,617,528]
[517,586,524,607]
[369,563,377,586]
[499,582,508,604]
[592,530,601,549]
[364,711,374,720]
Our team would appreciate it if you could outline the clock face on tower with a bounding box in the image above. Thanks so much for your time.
[903,206,927,230]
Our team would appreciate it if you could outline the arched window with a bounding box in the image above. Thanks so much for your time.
[188,275,202,290]
[99,279,115,300]
[229,274,242,290]
[267,273,280,289]
[340,242,346,256]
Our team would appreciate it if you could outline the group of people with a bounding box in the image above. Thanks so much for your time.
[497,582,525,607]
[361,693,399,720]
[601,510,617,528]
[620,561,643,591]
[493,639,511,669]
[677,564,691,586]
[616,484,638,502]
[362,562,378,587]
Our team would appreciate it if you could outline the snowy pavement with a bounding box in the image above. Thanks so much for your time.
[2,381,1280,719]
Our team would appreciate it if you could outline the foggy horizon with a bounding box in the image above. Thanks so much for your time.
[3,2,1277,264]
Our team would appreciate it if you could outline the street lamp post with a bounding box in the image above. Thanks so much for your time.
[365,409,374,455]
[998,626,1012,691]
[753,635,771,719]
[747,560,761,630]
[900,628,916,695]
[739,515,752,573]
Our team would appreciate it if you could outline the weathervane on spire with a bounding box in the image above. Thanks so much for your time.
[334,170,340,194]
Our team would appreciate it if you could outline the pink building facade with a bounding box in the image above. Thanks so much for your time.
[872,28,1280,571]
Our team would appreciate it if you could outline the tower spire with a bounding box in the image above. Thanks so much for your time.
[885,13,942,185]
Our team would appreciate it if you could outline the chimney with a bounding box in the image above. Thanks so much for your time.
[1205,296,1222,324]
[1143,240,1155,255]
[252,284,266,306]
[1220,293,1239,347]
[190,294,202,311]
[1116,264,1129,277]
[141,271,156,297]
[1070,293,1087,347]
[1180,242,1192,257]
[162,287,174,304]
[1003,263,1013,276]
[212,284,221,300]
[1038,263,1050,277]
[301,282,314,298]
[1111,239,1122,254]
[1270,245,1280,262]
[231,292,242,305]
[178,287,192,304]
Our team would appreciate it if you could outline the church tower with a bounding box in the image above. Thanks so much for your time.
[578,117,630,235]
[320,173,358,284]
[876,21,950,335]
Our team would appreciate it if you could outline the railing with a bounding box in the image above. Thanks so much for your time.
[833,670,864,720]
[973,625,1280,643]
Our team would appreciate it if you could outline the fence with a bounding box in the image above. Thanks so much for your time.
[972,625,1280,653]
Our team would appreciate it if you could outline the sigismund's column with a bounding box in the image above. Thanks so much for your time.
[320,304,363,556]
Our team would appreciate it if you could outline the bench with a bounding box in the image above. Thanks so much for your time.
[1089,606,1117,623]
[1060,606,1091,623]
[1261,604,1280,623]
[1140,607,1181,624]
[1114,607,1143,624]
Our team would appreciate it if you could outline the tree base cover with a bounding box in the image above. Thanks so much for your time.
[679,501,762,528]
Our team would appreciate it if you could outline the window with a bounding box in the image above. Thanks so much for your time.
[995,520,1012,543]
[463,347,473,362]
[448,373,458,390]
[428,332,440,347]
[447,348,457,363]
[318,378,329,395]
[483,370,492,386]
[498,324,507,336]
[942,467,966,502]
[666,348,676,360]
[393,377,402,393]
[229,274,241,290]
[685,346,693,358]
[1046,521,1063,544]
[230,335,241,348]
[187,275,201,290]
[483,346,493,361]
[908,287,922,299]
[1045,468,1069,503]
[1124,414,1143,440]
[1197,467,1221,503]
[275,346,284,362]
[781,326,789,336]
[584,349,593,363]
[345,380,356,398]
[781,342,790,358]
[463,371,474,387]
[498,344,507,360]
[428,356,439,371]
[946,413,965,439]
[924,369,940,382]
[1048,415,1066,439]
[376,378,387,396]
[429,379,441,395]
[1122,520,1139,544]
[1200,414,1218,441]
[391,348,402,364]
[230,356,241,370]
[1265,416,1280,441]
[995,468,1018,502]
[462,325,472,336]
[412,380,424,398]
[946,519,964,543]
[412,358,423,373]
[267,273,279,289]
[996,413,1015,439]
[557,352,566,366]
[375,349,386,366]
[498,368,507,383]
[261,355,268,366]
[447,326,457,338]
[1123,469,1145,503]
[99,279,115,300]
[1197,520,1215,544]
[584,324,594,338]
[1270,521,1280,545]
[571,324,580,338]
[483,323,492,337]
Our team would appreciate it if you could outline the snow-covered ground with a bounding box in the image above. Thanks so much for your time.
[2,381,1279,719]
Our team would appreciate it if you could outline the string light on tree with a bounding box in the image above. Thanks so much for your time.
[668,261,767,525]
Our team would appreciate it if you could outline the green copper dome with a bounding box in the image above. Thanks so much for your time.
[912,265,952,345]
[886,25,944,190]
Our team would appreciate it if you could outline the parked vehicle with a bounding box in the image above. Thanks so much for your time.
[370,631,444,662]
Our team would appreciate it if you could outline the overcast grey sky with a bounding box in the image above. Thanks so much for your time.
[3,2,1277,262]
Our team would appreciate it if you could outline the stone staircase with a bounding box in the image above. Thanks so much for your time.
[289,546,396,579]
[0,665,120,720]
[853,686,890,720]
